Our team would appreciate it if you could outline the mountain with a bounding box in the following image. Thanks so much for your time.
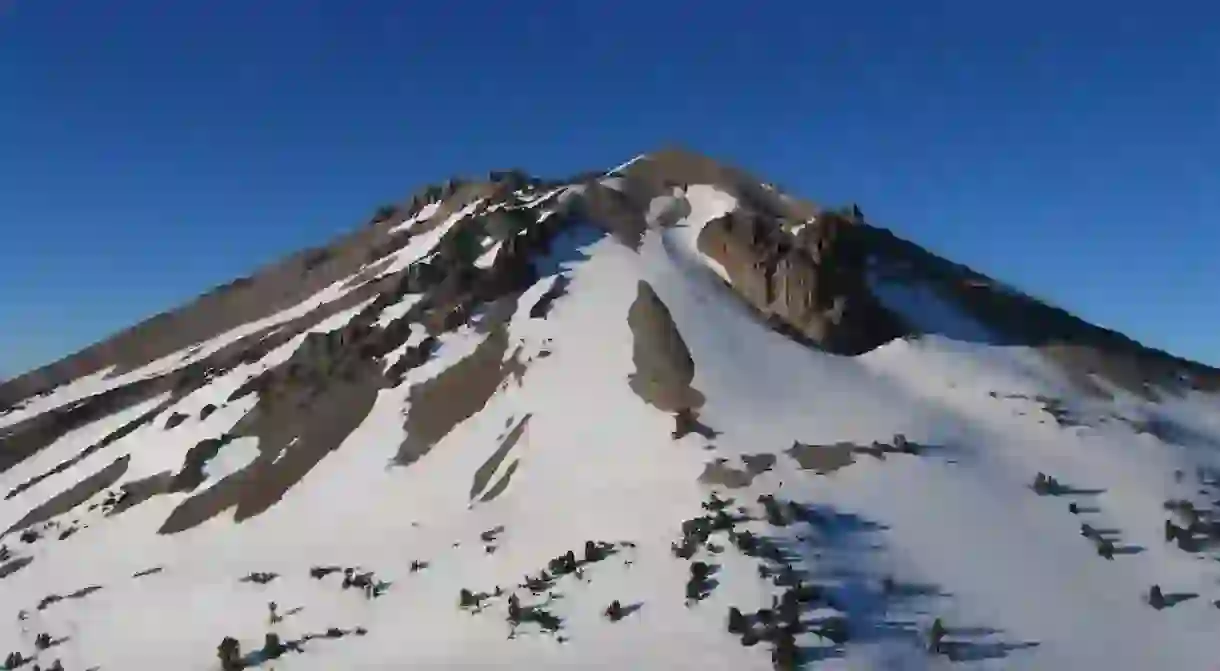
[1,147,1219,670]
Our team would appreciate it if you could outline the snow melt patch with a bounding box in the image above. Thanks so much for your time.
[475,240,502,269]
[201,437,261,482]
[377,198,486,279]
[607,154,646,175]
[598,176,625,191]
[789,216,815,237]
[375,294,424,328]
[655,184,737,283]
[389,200,443,234]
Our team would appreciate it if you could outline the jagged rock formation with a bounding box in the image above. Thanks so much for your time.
[699,208,905,354]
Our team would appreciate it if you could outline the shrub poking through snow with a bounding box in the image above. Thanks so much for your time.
[604,600,625,621]
[1149,585,1166,610]
[1033,472,1057,495]
[507,595,564,636]
[217,637,242,671]
[893,433,917,454]
[1096,538,1115,560]
[545,550,578,576]
[727,607,747,634]
[671,539,698,559]
[309,565,341,579]
[4,651,25,670]
[34,632,51,650]
[584,540,616,563]
[523,571,552,594]
[685,561,716,604]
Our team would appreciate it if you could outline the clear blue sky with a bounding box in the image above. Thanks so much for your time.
[1,0,1217,379]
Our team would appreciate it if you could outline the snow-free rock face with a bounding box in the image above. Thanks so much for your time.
[2,148,1220,670]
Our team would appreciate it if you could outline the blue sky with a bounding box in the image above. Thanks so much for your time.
[1,0,1216,378]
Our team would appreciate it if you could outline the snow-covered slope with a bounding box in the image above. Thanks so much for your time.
[2,149,1219,670]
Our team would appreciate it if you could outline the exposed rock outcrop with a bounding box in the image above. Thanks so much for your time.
[626,281,704,412]
[699,209,906,355]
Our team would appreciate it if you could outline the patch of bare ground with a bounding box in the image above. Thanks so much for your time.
[470,414,532,500]
[394,325,527,467]
[158,309,397,534]
[786,441,856,475]
[106,471,177,517]
[480,460,521,502]
[698,459,755,489]
[158,355,384,534]
[698,453,777,489]
[626,281,705,414]
[4,455,131,536]
[741,453,777,475]
[572,180,648,249]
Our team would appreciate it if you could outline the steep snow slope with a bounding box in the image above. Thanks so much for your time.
[2,150,1220,670]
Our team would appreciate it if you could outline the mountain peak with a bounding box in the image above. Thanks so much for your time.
[1,149,1218,669]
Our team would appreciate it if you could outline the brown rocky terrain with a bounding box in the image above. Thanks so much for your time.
[1,147,1219,670]
[2,148,1216,531]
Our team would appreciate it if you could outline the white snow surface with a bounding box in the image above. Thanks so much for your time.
[475,240,503,269]
[374,294,424,328]
[648,184,737,283]
[2,206,1220,670]
[598,176,625,191]
[375,198,487,280]
[388,200,443,234]
[607,154,646,175]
